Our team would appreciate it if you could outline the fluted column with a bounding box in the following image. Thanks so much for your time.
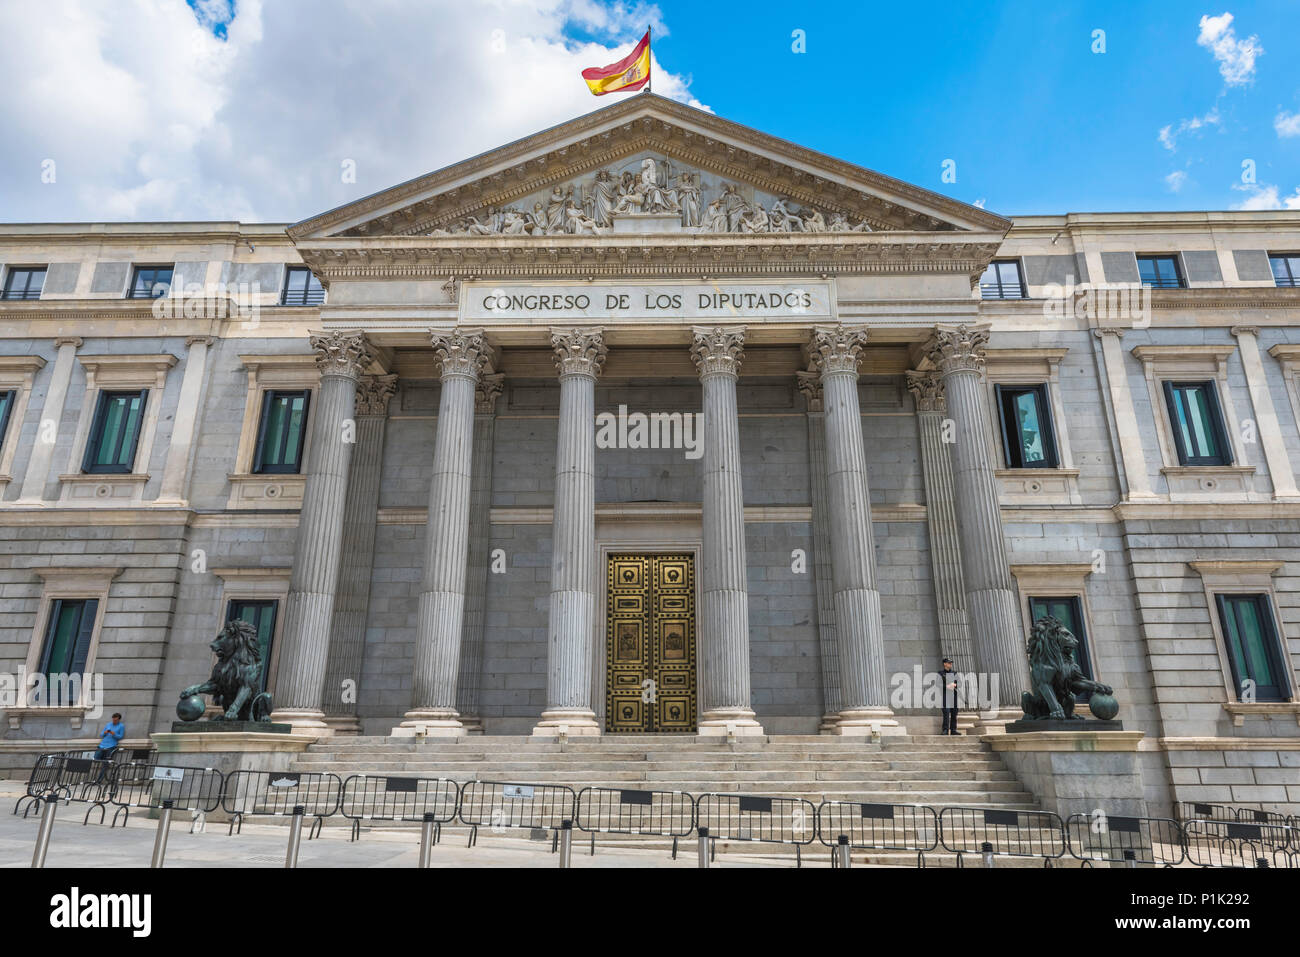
[270,331,374,734]
[534,329,606,736]
[925,324,1030,722]
[323,374,397,734]
[692,326,762,736]
[809,326,899,735]
[457,372,504,734]
[906,370,977,726]
[796,372,841,731]
[397,329,492,736]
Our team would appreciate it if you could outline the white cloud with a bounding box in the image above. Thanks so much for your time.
[1276,111,1300,138]
[1231,183,1300,210]
[1158,109,1220,151]
[1197,12,1262,86]
[1165,170,1189,193]
[0,0,707,222]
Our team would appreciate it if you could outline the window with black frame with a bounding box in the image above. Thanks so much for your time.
[1215,593,1291,702]
[226,598,278,692]
[1136,254,1185,288]
[127,265,173,299]
[82,389,147,474]
[978,260,1025,299]
[2,266,46,300]
[253,389,310,474]
[281,267,325,306]
[34,598,99,705]
[1028,596,1095,698]
[1162,380,1232,466]
[0,389,14,453]
[996,383,1059,468]
[1269,253,1300,287]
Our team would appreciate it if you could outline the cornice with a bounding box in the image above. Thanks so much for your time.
[1149,287,1300,310]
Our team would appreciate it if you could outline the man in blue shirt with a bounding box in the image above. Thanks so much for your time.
[95,712,124,761]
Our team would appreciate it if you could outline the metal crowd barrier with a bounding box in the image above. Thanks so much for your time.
[695,793,818,867]
[103,763,224,830]
[939,807,1067,867]
[1065,814,1186,867]
[574,787,696,858]
[220,770,343,838]
[1184,819,1298,869]
[457,780,578,849]
[340,774,460,843]
[1176,802,1240,825]
[817,801,939,868]
[14,753,65,817]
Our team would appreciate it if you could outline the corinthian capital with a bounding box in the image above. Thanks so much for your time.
[808,324,869,377]
[431,328,493,381]
[690,326,745,378]
[924,324,989,375]
[476,372,505,413]
[356,374,398,416]
[310,330,373,379]
[795,371,823,412]
[905,370,946,413]
[550,327,607,378]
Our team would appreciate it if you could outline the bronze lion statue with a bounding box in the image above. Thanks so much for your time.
[179,619,273,721]
[1021,616,1112,720]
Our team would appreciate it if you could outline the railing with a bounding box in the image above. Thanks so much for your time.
[104,763,224,829]
[1184,819,1298,869]
[457,780,578,849]
[1175,801,1238,825]
[574,787,695,858]
[1065,814,1186,867]
[339,774,460,843]
[979,281,1025,300]
[695,793,818,867]
[817,801,940,867]
[220,770,344,839]
[938,806,1067,866]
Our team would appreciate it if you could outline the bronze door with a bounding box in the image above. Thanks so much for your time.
[605,553,697,733]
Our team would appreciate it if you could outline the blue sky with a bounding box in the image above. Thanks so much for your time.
[3,0,1297,222]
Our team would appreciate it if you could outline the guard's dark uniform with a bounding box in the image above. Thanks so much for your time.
[940,665,959,735]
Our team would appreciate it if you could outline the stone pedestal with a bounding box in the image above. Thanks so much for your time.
[986,730,1148,819]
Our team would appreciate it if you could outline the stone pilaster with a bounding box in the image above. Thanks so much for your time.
[155,336,212,506]
[456,372,504,734]
[906,370,977,729]
[397,329,492,737]
[691,326,762,736]
[796,371,841,731]
[323,373,397,735]
[534,329,606,736]
[808,326,899,735]
[18,336,81,503]
[270,331,374,735]
[924,324,1030,726]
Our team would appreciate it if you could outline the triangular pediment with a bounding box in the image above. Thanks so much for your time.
[288,94,1009,241]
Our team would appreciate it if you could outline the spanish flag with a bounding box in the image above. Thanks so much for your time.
[582,31,651,95]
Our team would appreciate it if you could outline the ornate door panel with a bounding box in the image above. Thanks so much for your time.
[606,553,697,733]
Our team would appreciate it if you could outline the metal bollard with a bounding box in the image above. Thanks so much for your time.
[151,800,174,869]
[836,834,851,869]
[1123,849,1136,869]
[558,819,573,869]
[31,795,59,868]
[981,841,995,868]
[419,812,436,868]
[285,805,305,869]
[697,826,710,868]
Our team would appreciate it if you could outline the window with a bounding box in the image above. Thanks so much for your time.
[281,267,325,306]
[127,265,173,299]
[82,389,147,474]
[0,389,13,451]
[226,599,278,692]
[1163,381,1232,466]
[2,266,46,300]
[1270,253,1300,288]
[996,384,1059,468]
[34,598,99,705]
[1215,594,1291,702]
[1136,254,1185,289]
[979,260,1025,300]
[1028,596,1095,696]
[253,390,310,474]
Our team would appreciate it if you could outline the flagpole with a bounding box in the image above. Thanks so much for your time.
[647,26,652,94]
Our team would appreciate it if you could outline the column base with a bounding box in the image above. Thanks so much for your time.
[833,707,906,737]
[267,708,334,738]
[532,709,601,737]
[697,708,764,737]
[818,713,842,733]
[970,707,1024,734]
[957,711,979,734]
[321,714,363,736]
[458,715,486,735]
[392,709,466,738]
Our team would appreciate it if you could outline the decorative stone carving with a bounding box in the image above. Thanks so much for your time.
[691,326,746,377]
[905,370,946,413]
[795,370,823,412]
[925,324,989,375]
[310,331,373,379]
[551,327,608,378]
[431,329,492,380]
[808,325,869,376]
[475,372,505,414]
[355,374,398,417]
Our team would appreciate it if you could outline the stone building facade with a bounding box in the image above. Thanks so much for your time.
[1,95,1298,814]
